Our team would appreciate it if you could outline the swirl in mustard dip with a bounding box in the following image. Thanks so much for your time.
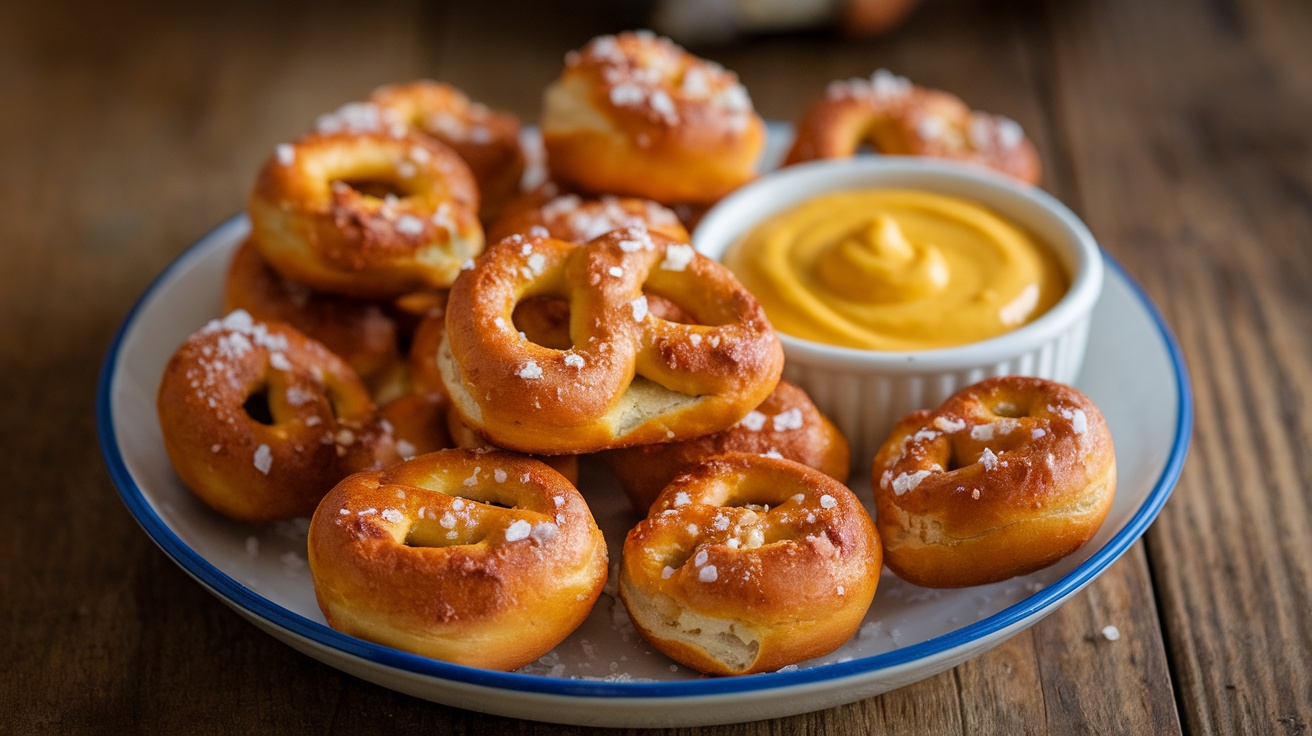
[723,189,1067,351]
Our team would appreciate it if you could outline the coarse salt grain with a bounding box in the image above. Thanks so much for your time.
[980,447,999,471]
[1102,625,1121,641]
[819,494,837,509]
[630,296,648,322]
[737,411,767,431]
[315,102,382,134]
[518,360,544,379]
[1071,409,1088,434]
[396,439,416,459]
[505,519,532,542]
[396,214,424,235]
[661,566,675,579]
[530,522,558,544]
[998,117,1025,148]
[659,244,695,271]
[912,428,939,444]
[892,470,932,495]
[934,416,966,433]
[698,565,718,583]
[772,408,804,432]
[275,144,295,165]
[381,509,404,523]
[253,444,273,475]
[563,353,585,368]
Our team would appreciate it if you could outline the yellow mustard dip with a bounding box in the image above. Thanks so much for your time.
[723,189,1068,351]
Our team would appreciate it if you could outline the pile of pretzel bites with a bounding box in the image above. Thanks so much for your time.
[155,31,1111,676]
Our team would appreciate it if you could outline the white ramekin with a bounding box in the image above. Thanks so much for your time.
[692,157,1104,469]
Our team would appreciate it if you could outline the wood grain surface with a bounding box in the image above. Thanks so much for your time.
[2,0,1307,733]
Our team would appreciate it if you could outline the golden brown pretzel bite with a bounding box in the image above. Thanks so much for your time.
[156,311,400,523]
[605,380,850,512]
[248,132,483,299]
[872,376,1116,588]
[223,237,404,391]
[784,69,1042,185]
[438,227,784,455]
[620,453,881,675]
[486,183,689,244]
[368,81,526,220]
[308,449,608,670]
[541,31,767,205]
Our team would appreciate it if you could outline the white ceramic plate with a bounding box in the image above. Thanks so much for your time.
[97,211,1190,727]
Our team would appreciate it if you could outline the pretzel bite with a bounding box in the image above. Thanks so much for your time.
[620,453,880,675]
[486,183,689,244]
[224,238,404,392]
[307,449,608,670]
[541,31,767,205]
[784,69,1042,185]
[438,227,785,455]
[156,311,400,523]
[248,132,483,299]
[606,381,850,512]
[872,376,1116,588]
[368,81,526,219]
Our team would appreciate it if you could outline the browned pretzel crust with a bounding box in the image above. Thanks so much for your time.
[785,69,1041,185]
[438,227,784,454]
[873,376,1116,587]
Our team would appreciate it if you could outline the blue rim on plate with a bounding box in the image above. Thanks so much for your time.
[96,216,1191,699]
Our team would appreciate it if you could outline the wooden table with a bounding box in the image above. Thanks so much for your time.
[5,0,1309,732]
